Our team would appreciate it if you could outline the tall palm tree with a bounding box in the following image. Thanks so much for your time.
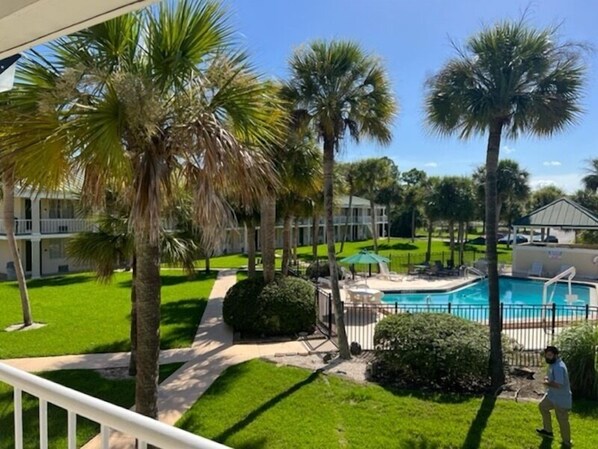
[337,162,357,253]
[401,169,427,243]
[353,157,399,252]
[1,167,33,326]
[425,20,585,389]
[582,159,598,193]
[285,40,397,358]
[2,0,282,418]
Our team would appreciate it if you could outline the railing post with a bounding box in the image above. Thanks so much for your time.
[500,302,504,331]
[585,304,590,321]
[394,301,398,314]
[327,293,332,338]
[14,388,23,449]
[448,302,452,314]
[550,302,556,342]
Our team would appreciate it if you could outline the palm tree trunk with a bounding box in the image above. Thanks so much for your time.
[426,220,433,262]
[486,121,505,390]
[386,203,391,243]
[293,219,299,266]
[128,255,137,376]
[281,214,291,276]
[260,195,276,283]
[340,192,353,253]
[370,199,378,253]
[323,137,351,359]
[246,222,256,277]
[448,220,455,264]
[2,172,32,326]
[411,208,416,243]
[458,222,465,266]
[311,212,318,261]
[134,232,161,419]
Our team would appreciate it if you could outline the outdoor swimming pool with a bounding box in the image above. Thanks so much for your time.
[382,277,592,307]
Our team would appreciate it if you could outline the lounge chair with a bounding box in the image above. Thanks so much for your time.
[376,262,402,281]
[527,262,543,277]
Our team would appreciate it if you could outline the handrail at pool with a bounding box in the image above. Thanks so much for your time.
[0,362,229,449]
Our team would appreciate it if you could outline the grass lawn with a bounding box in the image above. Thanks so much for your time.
[197,238,512,271]
[0,271,216,359]
[177,359,598,449]
[0,363,182,449]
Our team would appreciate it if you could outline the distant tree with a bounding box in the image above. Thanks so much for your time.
[529,185,566,211]
[353,157,399,252]
[401,169,427,242]
[337,162,358,252]
[582,159,598,193]
[425,20,586,389]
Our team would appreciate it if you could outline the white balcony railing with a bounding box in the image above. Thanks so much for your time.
[40,219,95,234]
[0,362,229,449]
[0,219,32,235]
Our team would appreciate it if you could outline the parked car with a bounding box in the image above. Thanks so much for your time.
[544,235,559,243]
[498,234,528,244]
[466,236,486,245]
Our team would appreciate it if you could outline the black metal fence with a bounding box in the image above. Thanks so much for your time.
[314,287,598,367]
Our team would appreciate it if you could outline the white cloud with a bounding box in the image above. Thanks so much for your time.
[543,161,562,166]
[530,173,581,194]
[424,162,438,168]
[503,145,515,154]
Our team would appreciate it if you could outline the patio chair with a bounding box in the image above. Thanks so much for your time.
[527,262,543,277]
[376,262,402,281]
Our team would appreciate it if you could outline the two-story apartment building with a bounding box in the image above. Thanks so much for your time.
[221,195,388,255]
[0,189,93,279]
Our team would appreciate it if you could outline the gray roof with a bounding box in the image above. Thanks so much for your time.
[513,197,598,229]
[337,195,384,208]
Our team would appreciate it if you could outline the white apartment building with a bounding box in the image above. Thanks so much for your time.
[222,195,388,255]
[0,189,93,279]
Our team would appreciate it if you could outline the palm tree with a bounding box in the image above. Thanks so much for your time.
[1,167,33,326]
[337,162,357,252]
[2,0,282,418]
[353,157,398,253]
[582,159,598,193]
[401,169,427,243]
[425,20,585,389]
[529,185,566,211]
[285,40,397,359]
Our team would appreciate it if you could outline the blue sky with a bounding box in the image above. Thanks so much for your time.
[223,0,598,192]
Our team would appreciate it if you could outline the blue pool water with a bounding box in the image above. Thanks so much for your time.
[382,277,591,307]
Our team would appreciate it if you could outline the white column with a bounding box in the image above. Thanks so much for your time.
[31,238,41,279]
[31,198,41,234]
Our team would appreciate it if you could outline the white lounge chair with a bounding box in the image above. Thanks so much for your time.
[528,262,543,277]
[376,262,402,281]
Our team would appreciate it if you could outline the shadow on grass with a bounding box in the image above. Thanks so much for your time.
[160,298,208,348]
[400,437,442,449]
[537,438,553,449]
[460,395,496,449]
[571,399,598,418]
[213,370,320,443]
[12,274,93,289]
[117,272,217,289]
[86,339,131,354]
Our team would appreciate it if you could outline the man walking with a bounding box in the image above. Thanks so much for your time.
[536,346,573,448]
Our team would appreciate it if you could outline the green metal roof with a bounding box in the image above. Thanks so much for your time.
[513,197,598,229]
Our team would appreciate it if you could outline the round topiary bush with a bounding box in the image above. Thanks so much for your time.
[373,313,499,392]
[223,276,316,337]
[258,277,316,336]
[557,323,598,400]
[222,276,266,334]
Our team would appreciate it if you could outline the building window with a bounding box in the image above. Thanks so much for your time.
[48,240,65,259]
[48,199,75,219]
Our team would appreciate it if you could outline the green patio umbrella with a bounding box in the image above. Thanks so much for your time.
[340,250,390,278]
[340,250,389,265]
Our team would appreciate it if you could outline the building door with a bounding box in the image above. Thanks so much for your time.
[25,199,32,231]
[25,241,32,272]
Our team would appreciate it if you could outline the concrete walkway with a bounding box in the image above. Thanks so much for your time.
[72,270,318,449]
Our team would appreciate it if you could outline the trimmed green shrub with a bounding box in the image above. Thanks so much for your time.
[222,276,266,334]
[223,276,316,336]
[557,323,598,400]
[259,277,316,335]
[305,261,342,280]
[373,313,501,392]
